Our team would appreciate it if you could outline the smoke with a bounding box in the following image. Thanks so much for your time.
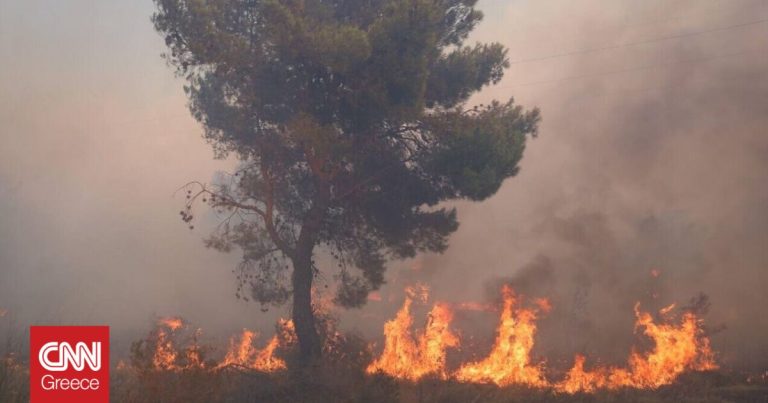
[0,0,766,370]
[0,1,281,352]
[355,0,768,371]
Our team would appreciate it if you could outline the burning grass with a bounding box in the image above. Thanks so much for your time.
[366,286,459,381]
[129,316,299,374]
[107,363,767,402]
[365,285,720,394]
[556,303,717,393]
[453,285,549,387]
[1,286,766,402]
[112,305,763,402]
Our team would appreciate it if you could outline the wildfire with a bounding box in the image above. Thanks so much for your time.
[136,285,718,393]
[556,303,717,393]
[366,288,459,381]
[142,316,293,373]
[158,316,184,331]
[152,326,180,370]
[217,319,295,372]
[454,285,549,387]
[277,318,298,345]
[368,285,716,393]
[148,317,206,371]
[217,330,287,372]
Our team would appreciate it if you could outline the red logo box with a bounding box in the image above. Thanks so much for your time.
[30,326,109,403]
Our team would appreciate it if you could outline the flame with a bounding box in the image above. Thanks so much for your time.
[217,329,287,372]
[152,328,180,370]
[137,285,719,393]
[421,303,460,378]
[158,317,183,331]
[659,303,676,317]
[556,303,717,393]
[405,283,430,303]
[276,318,298,346]
[147,316,291,373]
[366,292,459,381]
[534,298,552,313]
[184,329,205,369]
[148,316,208,371]
[454,285,549,387]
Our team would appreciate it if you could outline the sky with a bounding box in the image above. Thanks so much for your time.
[0,0,767,368]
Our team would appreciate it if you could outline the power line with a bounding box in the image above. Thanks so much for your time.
[508,17,768,65]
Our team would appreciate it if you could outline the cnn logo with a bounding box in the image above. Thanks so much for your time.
[38,341,101,371]
[30,326,109,403]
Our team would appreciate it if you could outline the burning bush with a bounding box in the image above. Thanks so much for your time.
[367,285,720,394]
[366,287,459,381]
[556,303,717,392]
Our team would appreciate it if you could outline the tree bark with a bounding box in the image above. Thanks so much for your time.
[290,180,329,363]
[291,244,321,362]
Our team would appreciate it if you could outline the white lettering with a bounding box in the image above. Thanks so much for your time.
[41,374,100,391]
[39,341,101,371]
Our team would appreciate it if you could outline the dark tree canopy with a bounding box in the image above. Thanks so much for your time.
[154,0,540,360]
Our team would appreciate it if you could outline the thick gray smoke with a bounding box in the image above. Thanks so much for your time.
[351,0,768,371]
[0,0,766,370]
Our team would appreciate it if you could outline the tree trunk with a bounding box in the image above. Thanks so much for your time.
[290,176,329,364]
[291,246,321,363]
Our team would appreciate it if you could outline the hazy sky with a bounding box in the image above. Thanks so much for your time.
[1,0,767,368]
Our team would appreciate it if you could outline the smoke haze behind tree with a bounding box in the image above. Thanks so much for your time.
[358,0,767,371]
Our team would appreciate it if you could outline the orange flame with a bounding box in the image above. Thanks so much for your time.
[146,316,292,373]
[217,329,287,372]
[366,291,459,381]
[277,318,297,345]
[150,319,206,371]
[557,303,717,393]
[158,317,184,331]
[454,285,549,387]
[405,283,430,303]
[152,328,180,370]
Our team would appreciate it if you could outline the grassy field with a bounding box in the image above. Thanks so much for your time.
[2,351,767,402]
[110,364,768,403]
[2,319,765,403]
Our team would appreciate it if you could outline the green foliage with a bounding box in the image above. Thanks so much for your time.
[427,100,540,200]
[153,0,540,309]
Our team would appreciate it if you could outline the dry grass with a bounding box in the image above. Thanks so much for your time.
[1,352,765,403]
[0,355,28,403]
[1,322,765,402]
[106,365,768,403]
[0,322,28,403]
